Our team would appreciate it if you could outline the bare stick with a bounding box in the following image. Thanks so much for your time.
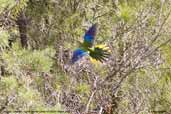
[85,90,96,113]
[98,107,103,114]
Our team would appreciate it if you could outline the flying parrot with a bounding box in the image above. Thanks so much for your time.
[71,24,110,64]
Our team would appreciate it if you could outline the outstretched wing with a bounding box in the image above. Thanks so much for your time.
[70,48,88,64]
[89,45,110,63]
[83,24,97,48]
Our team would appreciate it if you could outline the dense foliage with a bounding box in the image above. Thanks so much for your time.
[0,0,171,114]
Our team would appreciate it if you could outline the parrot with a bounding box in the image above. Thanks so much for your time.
[70,23,110,64]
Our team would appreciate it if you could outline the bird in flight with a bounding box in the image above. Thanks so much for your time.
[71,24,110,64]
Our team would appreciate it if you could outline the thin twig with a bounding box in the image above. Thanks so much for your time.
[98,107,103,114]
[85,90,96,113]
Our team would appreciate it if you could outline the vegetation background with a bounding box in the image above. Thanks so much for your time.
[0,0,171,114]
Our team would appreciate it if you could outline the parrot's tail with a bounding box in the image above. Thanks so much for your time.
[89,44,111,63]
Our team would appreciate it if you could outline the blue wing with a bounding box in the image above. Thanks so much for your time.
[71,48,88,64]
[83,24,97,47]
